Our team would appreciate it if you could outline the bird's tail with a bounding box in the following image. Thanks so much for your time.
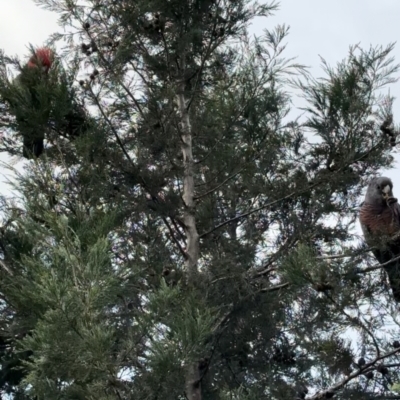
[23,135,44,159]
[384,263,400,302]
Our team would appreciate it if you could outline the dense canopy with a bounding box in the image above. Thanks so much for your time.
[0,1,399,399]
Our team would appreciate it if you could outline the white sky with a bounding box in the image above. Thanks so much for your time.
[0,0,399,201]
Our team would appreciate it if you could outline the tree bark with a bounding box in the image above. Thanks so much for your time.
[176,88,199,283]
[185,362,202,400]
[176,77,201,400]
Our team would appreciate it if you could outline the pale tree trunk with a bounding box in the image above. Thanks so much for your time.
[176,88,200,283]
[176,75,201,400]
[185,362,202,400]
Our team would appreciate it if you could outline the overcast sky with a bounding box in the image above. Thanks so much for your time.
[0,0,399,201]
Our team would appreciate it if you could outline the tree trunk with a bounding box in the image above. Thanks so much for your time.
[176,75,201,400]
[176,88,199,283]
[185,362,202,400]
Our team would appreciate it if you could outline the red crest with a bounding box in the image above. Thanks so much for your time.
[27,48,54,71]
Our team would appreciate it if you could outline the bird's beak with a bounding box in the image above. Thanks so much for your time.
[382,185,397,205]
[383,188,397,204]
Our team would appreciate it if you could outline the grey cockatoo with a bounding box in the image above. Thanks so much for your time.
[360,176,400,302]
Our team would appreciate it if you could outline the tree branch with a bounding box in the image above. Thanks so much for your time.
[194,169,243,200]
[309,331,400,399]
[199,182,321,239]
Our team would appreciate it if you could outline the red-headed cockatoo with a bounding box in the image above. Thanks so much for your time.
[19,47,54,158]
[0,47,92,159]
[0,47,54,158]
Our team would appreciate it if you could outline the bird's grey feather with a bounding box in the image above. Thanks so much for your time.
[360,177,400,302]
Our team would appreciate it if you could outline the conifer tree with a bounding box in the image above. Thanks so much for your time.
[0,1,399,399]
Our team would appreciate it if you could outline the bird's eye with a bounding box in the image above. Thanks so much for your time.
[377,185,381,190]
